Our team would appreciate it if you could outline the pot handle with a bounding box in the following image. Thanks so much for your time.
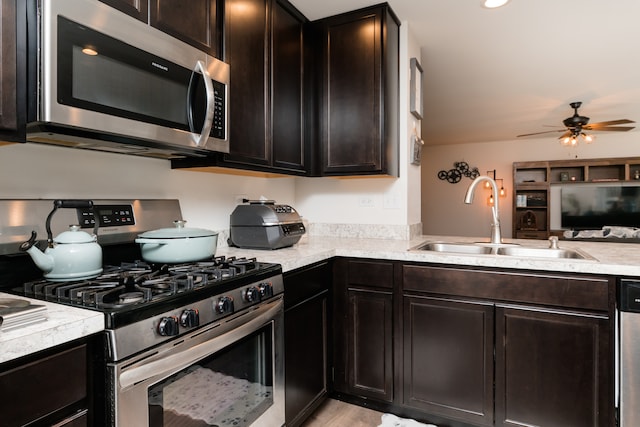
[135,238,170,245]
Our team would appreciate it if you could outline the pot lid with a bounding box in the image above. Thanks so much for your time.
[138,220,218,239]
[54,225,97,244]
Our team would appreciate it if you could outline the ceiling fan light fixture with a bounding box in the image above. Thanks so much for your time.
[560,135,578,146]
[582,133,595,143]
[482,0,510,9]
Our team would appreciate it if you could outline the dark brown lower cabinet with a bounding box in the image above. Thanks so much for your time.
[403,295,494,426]
[0,342,90,426]
[284,261,331,427]
[400,263,614,427]
[333,259,394,403]
[346,287,393,401]
[495,305,611,427]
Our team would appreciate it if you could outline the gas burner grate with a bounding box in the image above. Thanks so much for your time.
[21,256,265,310]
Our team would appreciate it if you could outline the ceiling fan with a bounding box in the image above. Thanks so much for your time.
[517,102,635,146]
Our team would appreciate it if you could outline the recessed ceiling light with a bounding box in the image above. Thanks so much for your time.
[482,0,510,8]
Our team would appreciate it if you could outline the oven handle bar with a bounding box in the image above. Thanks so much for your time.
[118,297,283,389]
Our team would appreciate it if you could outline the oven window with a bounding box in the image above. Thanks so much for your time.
[147,324,274,426]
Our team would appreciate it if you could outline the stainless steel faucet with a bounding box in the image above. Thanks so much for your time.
[464,176,502,245]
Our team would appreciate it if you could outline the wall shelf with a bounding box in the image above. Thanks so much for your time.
[513,157,640,239]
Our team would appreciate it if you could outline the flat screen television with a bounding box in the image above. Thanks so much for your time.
[561,184,640,229]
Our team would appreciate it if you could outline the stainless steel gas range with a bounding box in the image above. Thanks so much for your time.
[0,199,285,427]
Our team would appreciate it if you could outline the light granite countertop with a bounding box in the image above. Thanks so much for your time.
[3,234,640,364]
[0,292,104,364]
[218,234,640,277]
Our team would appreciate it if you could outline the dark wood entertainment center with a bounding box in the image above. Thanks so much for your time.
[513,157,640,239]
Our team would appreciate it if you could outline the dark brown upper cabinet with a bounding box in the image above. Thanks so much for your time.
[171,0,308,176]
[216,0,307,175]
[98,0,221,57]
[314,4,399,177]
[0,0,26,143]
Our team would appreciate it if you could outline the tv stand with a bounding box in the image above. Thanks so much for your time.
[513,157,640,239]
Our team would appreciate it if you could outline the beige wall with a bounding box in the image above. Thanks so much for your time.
[421,131,640,239]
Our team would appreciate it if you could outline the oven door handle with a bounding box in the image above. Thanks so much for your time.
[118,298,282,389]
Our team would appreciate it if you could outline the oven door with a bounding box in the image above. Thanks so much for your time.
[110,296,284,427]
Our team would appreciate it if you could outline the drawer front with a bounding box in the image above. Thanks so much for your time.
[403,264,610,312]
[284,261,331,309]
[0,344,87,426]
[347,260,394,289]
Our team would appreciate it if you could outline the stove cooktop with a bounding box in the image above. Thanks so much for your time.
[16,256,282,329]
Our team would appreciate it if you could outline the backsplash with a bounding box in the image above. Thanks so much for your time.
[308,222,423,240]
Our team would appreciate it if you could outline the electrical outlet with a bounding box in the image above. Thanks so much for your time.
[358,196,375,208]
[383,195,401,209]
[235,194,248,205]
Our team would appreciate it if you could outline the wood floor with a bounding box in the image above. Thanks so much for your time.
[301,399,383,427]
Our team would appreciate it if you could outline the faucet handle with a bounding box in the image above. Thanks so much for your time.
[548,236,559,249]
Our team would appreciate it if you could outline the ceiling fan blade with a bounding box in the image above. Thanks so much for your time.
[517,129,566,137]
[558,131,571,140]
[587,119,635,127]
[586,126,635,132]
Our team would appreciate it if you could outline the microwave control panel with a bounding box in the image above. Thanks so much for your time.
[77,204,135,228]
[211,80,226,140]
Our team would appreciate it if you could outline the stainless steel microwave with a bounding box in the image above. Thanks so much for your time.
[26,0,229,159]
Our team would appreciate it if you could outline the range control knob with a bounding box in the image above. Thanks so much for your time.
[158,316,179,336]
[180,308,200,328]
[217,296,234,314]
[259,282,274,298]
[244,286,261,303]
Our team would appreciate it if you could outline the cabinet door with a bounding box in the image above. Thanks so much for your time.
[318,5,399,176]
[284,261,330,427]
[285,291,328,427]
[495,306,613,427]
[151,0,221,57]
[223,0,270,167]
[97,0,148,22]
[334,259,394,402]
[321,10,380,174]
[0,0,17,131]
[403,295,494,426]
[344,287,393,402]
[271,0,306,173]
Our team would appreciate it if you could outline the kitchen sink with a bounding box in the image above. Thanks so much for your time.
[413,242,495,255]
[495,246,594,260]
[413,241,595,260]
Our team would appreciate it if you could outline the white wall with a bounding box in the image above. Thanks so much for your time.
[0,143,296,233]
[421,131,640,238]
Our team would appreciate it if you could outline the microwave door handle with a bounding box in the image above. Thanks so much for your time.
[118,298,283,389]
[187,60,215,147]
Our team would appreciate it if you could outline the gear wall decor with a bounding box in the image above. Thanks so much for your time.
[437,162,480,184]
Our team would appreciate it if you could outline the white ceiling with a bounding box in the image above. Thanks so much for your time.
[289,0,640,146]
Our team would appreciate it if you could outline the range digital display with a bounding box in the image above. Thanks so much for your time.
[77,204,135,228]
